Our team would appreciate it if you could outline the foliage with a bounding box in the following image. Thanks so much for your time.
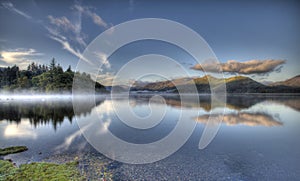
[0,58,106,93]
[0,160,84,181]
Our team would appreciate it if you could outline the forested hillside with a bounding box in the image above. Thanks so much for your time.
[0,58,106,93]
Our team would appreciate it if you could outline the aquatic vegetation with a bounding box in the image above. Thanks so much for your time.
[0,146,28,156]
[0,160,84,181]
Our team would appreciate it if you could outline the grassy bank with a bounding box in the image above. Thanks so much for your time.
[0,159,84,181]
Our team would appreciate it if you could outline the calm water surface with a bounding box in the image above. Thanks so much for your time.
[0,95,300,180]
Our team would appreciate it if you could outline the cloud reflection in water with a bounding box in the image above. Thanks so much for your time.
[195,112,283,127]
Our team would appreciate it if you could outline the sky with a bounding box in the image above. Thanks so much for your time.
[0,0,300,85]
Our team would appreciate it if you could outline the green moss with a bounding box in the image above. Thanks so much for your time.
[0,160,18,180]
[0,160,85,181]
[0,146,28,156]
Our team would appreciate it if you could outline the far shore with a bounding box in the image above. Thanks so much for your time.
[0,92,300,101]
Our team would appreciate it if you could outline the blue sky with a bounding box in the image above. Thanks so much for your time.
[0,0,299,84]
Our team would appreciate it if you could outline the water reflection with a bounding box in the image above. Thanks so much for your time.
[1,95,300,179]
[4,120,38,139]
[195,113,283,127]
[0,95,299,130]
[0,98,104,130]
[130,94,300,112]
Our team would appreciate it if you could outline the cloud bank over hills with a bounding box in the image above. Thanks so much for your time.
[191,59,285,75]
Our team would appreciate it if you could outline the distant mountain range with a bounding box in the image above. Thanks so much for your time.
[270,75,300,87]
[109,75,300,94]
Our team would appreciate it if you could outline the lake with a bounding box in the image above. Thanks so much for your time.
[0,94,300,180]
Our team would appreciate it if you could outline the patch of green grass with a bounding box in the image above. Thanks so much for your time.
[0,146,28,156]
[0,160,85,181]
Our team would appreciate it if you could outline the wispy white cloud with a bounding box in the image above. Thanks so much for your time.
[48,15,77,33]
[47,2,109,48]
[1,1,112,69]
[48,35,91,64]
[0,48,43,69]
[94,52,111,69]
[45,26,67,40]
[89,11,107,28]
[73,6,87,47]
[46,2,112,66]
[73,4,108,28]
[1,1,32,20]
[47,15,87,47]
[46,10,89,62]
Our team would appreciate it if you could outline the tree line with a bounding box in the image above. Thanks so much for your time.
[0,58,106,93]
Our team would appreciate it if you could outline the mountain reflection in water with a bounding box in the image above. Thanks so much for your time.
[0,95,299,130]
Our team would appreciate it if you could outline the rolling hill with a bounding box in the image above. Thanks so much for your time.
[129,75,300,94]
[270,75,300,87]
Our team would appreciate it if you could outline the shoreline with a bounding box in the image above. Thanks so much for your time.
[0,146,114,180]
[0,92,299,98]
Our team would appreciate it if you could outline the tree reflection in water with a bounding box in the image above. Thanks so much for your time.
[0,98,104,130]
